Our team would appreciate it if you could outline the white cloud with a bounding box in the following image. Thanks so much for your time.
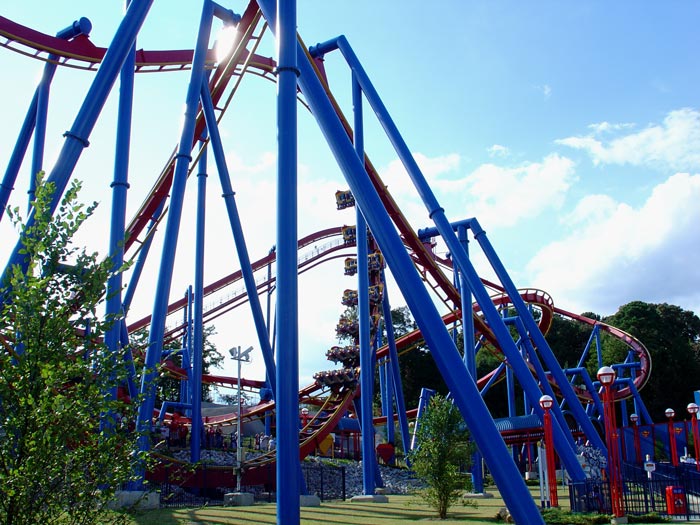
[526,172,700,316]
[557,108,700,171]
[488,144,510,158]
[442,154,577,228]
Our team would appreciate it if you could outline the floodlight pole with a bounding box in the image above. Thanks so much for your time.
[230,345,252,492]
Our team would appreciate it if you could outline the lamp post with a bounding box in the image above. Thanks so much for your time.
[665,408,678,467]
[598,366,624,518]
[630,413,642,464]
[687,403,700,471]
[539,395,558,507]
[230,345,253,493]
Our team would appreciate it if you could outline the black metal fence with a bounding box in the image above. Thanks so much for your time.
[569,463,700,520]
[152,461,347,507]
[301,462,347,501]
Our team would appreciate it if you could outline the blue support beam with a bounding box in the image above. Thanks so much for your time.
[2,0,155,287]
[135,0,213,471]
[198,82,277,395]
[103,14,136,430]
[353,74,376,496]
[298,33,550,522]
[191,139,207,463]
[272,0,300,522]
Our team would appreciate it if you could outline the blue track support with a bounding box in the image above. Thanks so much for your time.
[0,18,91,222]
[270,0,301,522]
[469,218,606,453]
[122,199,165,313]
[411,388,435,451]
[380,272,410,460]
[456,225,482,492]
[191,139,207,463]
[322,35,585,482]
[119,321,138,400]
[29,68,51,209]
[135,0,213,466]
[103,26,136,432]
[287,35,546,522]
[198,82,277,394]
[0,92,38,222]
[1,0,155,293]
[353,75,376,496]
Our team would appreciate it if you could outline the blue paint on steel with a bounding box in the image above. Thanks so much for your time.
[270,0,301,521]
[1,19,91,222]
[380,272,410,460]
[326,38,588,478]
[104,21,136,426]
[122,199,165,312]
[1,0,155,290]
[480,361,505,396]
[135,0,213,471]
[286,32,549,522]
[199,83,277,395]
[30,67,51,208]
[191,142,207,462]
[0,92,38,221]
[119,321,138,400]
[410,388,435,451]
[353,75,376,496]
[456,225,483,492]
[469,218,605,454]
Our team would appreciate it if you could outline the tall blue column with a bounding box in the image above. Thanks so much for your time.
[256,28,548,523]
[104,2,135,424]
[191,138,207,463]
[0,18,91,222]
[353,74,376,496]
[380,274,410,459]
[135,0,214,465]
[274,0,300,522]
[2,0,155,288]
[199,84,277,394]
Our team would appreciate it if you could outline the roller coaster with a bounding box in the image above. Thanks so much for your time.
[0,2,658,523]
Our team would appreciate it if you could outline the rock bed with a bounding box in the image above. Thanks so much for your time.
[302,456,425,500]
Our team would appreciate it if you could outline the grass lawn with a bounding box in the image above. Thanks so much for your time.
[125,486,569,525]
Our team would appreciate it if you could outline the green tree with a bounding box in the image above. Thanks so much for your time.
[603,301,700,419]
[408,393,473,519]
[0,178,141,525]
[130,324,223,404]
[388,307,447,408]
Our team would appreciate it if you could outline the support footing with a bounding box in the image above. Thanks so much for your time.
[224,492,254,506]
[350,494,389,503]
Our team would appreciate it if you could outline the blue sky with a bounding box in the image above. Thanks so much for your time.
[1,1,700,385]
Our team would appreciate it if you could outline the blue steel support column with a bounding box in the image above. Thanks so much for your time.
[29,67,51,209]
[2,0,155,286]
[410,388,435,451]
[456,225,482,492]
[322,36,588,479]
[274,0,300,522]
[191,139,207,463]
[380,272,410,459]
[136,1,214,462]
[384,360,395,445]
[353,75,376,496]
[0,18,92,222]
[199,84,277,393]
[0,94,37,222]
[104,12,135,421]
[122,199,165,313]
[468,218,606,453]
[260,29,551,522]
